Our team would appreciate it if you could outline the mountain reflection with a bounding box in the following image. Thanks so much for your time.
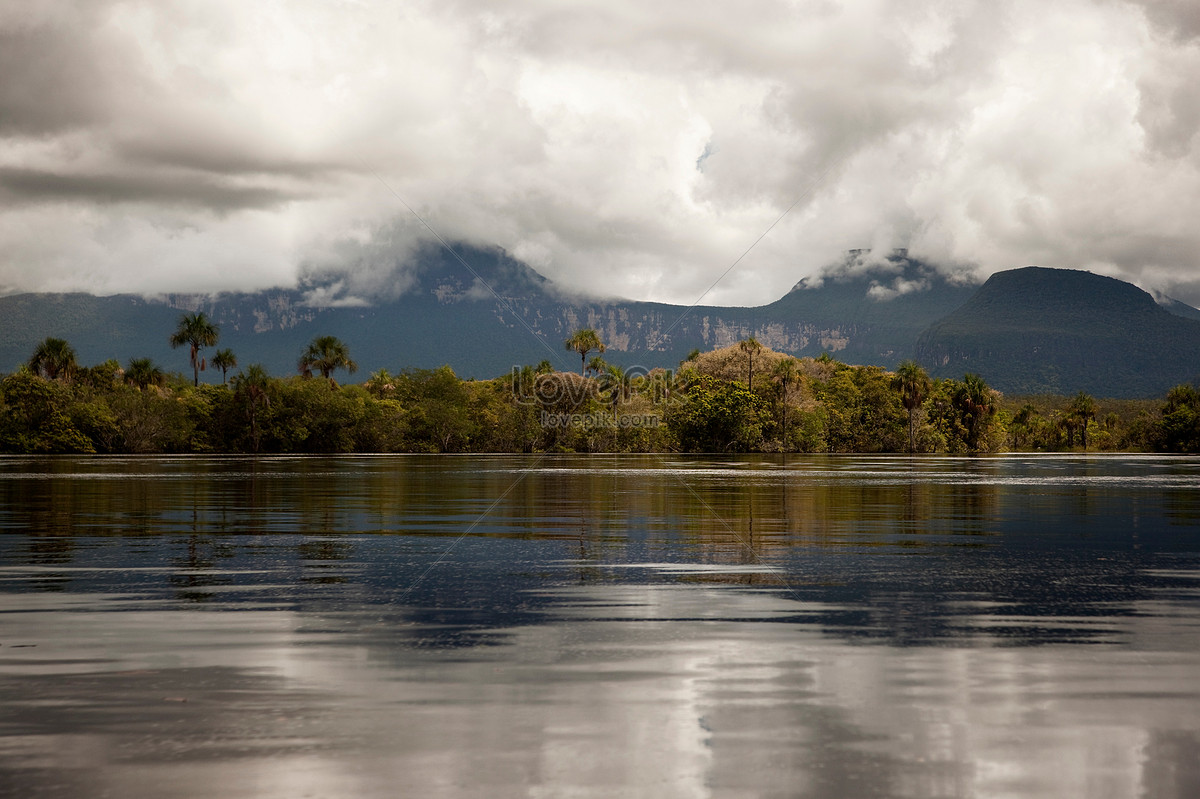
[2,455,1199,798]
[0,454,1195,647]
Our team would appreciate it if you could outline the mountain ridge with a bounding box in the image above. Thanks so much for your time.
[2,252,1198,397]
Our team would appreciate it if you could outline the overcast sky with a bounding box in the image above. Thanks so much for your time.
[3,0,1200,307]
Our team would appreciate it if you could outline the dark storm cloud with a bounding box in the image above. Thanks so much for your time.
[1134,0,1200,39]
[0,15,126,135]
[0,166,306,210]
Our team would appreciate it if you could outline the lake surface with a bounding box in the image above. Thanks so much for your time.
[1,454,1199,798]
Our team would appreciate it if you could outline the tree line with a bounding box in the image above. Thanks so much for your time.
[2,321,1198,454]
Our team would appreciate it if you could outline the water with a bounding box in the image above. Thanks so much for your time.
[1,454,1198,798]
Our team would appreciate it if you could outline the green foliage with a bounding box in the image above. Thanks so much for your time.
[393,366,474,452]
[813,364,906,453]
[80,359,124,391]
[1153,384,1200,452]
[926,374,1005,453]
[3,332,1198,454]
[668,374,768,452]
[0,369,94,453]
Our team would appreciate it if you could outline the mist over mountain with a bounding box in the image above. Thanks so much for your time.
[2,250,1198,398]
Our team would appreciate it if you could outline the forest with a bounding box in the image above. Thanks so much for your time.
[2,317,1198,455]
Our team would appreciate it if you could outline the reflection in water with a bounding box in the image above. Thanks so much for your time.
[1,454,1200,798]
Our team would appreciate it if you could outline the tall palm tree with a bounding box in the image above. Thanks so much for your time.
[298,335,357,385]
[892,360,931,453]
[169,312,220,387]
[28,337,78,382]
[125,357,166,390]
[772,358,800,449]
[739,337,763,391]
[211,349,237,386]
[565,329,605,375]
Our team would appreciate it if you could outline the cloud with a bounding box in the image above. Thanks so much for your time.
[1,0,1200,307]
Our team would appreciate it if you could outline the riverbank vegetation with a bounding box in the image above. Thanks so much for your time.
[2,325,1198,454]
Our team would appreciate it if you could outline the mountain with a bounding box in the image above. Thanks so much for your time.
[0,248,978,380]
[2,251,1199,397]
[916,267,1200,397]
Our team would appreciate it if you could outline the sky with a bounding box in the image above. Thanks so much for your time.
[3,0,1200,307]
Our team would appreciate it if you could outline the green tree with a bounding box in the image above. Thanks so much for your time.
[892,360,931,453]
[231,365,273,452]
[817,365,906,452]
[1154,384,1200,452]
[298,335,358,385]
[667,374,768,452]
[125,358,166,390]
[0,369,94,453]
[565,329,605,375]
[80,359,123,391]
[738,337,764,391]
[397,366,475,452]
[1010,403,1040,450]
[1068,391,1097,450]
[929,374,1001,453]
[771,358,800,450]
[587,355,608,377]
[365,369,397,399]
[28,337,78,382]
[600,363,633,409]
[169,312,220,387]
[211,349,237,385]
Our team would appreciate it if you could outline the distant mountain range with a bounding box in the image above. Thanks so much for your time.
[2,248,1198,398]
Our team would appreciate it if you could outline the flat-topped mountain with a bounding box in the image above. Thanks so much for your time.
[916,267,1200,397]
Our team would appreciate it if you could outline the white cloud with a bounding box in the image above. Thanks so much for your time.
[2,0,1200,306]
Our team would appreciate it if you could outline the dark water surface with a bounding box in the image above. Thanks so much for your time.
[1,454,1199,798]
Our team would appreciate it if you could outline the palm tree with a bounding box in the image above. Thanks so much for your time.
[28,337,78,382]
[892,360,931,453]
[565,329,605,375]
[955,373,998,451]
[1068,391,1097,450]
[365,369,396,398]
[211,349,237,386]
[586,355,608,377]
[125,358,166,389]
[169,312,220,387]
[298,335,357,385]
[601,363,632,409]
[738,337,763,391]
[772,358,800,449]
[232,365,272,452]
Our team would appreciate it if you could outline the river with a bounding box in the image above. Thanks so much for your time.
[1,454,1199,798]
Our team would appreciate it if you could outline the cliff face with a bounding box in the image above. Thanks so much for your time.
[4,252,1198,396]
